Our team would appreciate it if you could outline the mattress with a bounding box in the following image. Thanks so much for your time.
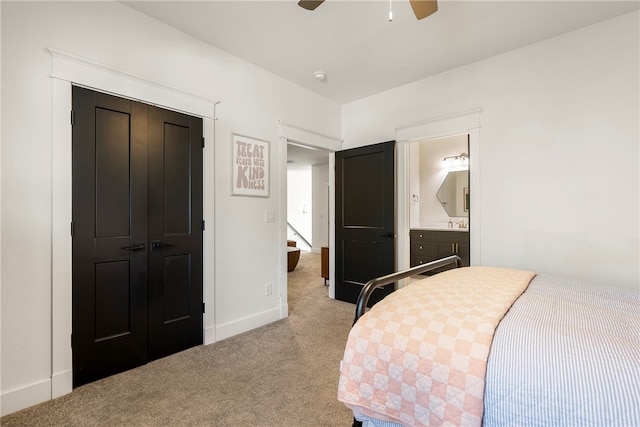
[342,272,640,426]
[483,273,640,426]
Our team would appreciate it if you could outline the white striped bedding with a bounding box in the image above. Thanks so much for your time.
[483,273,640,426]
[350,273,640,426]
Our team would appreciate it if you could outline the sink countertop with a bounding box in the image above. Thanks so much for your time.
[411,227,469,232]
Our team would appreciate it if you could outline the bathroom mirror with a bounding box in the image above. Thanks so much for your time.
[436,170,469,217]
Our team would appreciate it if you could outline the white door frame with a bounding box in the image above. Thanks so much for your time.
[48,48,218,401]
[395,109,482,279]
[277,122,341,307]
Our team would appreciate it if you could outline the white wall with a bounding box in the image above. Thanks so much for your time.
[409,143,421,228]
[286,163,330,253]
[287,167,312,249]
[312,163,330,251]
[1,1,340,415]
[342,11,639,288]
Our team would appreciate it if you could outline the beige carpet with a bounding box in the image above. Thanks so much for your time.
[2,251,356,426]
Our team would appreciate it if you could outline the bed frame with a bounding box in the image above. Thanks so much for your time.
[350,255,462,427]
[353,255,462,324]
[346,257,639,427]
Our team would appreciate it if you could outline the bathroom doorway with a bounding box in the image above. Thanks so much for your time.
[406,134,471,273]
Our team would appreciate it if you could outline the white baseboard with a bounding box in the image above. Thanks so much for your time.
[204,325,217,346]
[1,379,51,416]
[51,370,73,399]
[280,302,289,319]
[214,307,282,342]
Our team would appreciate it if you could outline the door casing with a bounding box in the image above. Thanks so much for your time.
[71,86,204,387]
[395,110,482,280]
[50,49,217,402]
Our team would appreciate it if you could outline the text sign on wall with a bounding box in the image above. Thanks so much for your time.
[231,133,270,197]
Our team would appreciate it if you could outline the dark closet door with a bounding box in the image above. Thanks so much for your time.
[72,87,150,386]
[72,87,203,387]
[147,106,203,359]
[335,141,396,305]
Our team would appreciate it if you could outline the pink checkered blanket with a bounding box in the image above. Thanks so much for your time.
[337,266,536,426]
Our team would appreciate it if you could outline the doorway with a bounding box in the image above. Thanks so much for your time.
[285,142,330,307]
[395,108,481,273]
[407,134,470,273]
[278,122,341,309]
[71,86,203,387]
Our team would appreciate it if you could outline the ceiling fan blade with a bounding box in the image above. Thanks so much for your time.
[298,0,325,11]
[409,0,438,20]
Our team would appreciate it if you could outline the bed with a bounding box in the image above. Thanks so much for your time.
[337,256,640,427]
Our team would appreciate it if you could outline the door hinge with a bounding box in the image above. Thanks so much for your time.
[202,137,205,148]
[70,221,75,237]
[71,334,73,348]
[202,302,205,313]
[202,220,205,231]
[70,110,75,126]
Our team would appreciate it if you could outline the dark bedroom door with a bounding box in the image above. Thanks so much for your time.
[335,141,396,305]
[71,86,203,387]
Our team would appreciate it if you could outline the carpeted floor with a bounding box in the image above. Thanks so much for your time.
[1,251,356,426]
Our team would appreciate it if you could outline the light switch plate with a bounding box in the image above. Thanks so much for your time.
[265,210,275,222]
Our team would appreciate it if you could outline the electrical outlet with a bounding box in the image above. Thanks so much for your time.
[265,283,272,296]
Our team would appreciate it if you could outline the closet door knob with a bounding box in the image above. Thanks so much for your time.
[151,240,173,250]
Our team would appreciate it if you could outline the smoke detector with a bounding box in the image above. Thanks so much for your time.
[313,71,327,81]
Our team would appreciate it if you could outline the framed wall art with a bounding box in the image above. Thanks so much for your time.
[231,133,270,197]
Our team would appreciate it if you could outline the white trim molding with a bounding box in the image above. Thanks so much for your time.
[45,47,219,412]
[48,48,219,119]
[214,307,281,342]
[278,121,342,151]
[277,122,340,302]
[1,379,51,417]
[394,108,483,275]
[395,108,482,142]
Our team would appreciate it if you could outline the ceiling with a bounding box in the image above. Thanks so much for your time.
[121,0,638,165]
[122,0,637,105]
[287,143,331,168]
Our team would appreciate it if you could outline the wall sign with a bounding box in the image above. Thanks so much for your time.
[231,133,270,197]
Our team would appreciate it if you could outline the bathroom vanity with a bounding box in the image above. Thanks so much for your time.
[410,228,469,273]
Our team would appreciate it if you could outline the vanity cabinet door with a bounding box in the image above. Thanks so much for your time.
[434,231,469,267]
[436,241,456,258]
[410,230,435,267]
